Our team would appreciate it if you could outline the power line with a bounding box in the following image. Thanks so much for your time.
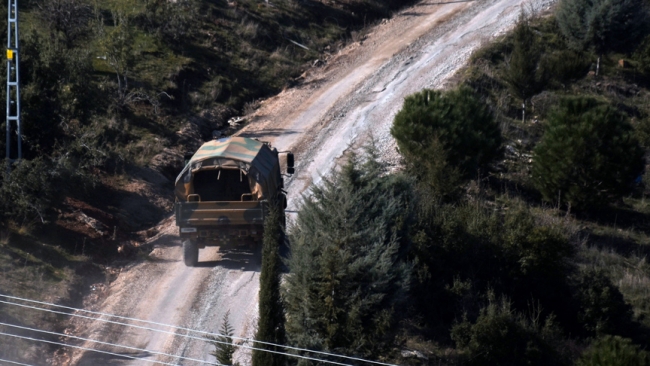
[0,294,399,366]
[0,358,35,366]
[0,299,355,366]
[0,331,179,366]
[0,322,225,366]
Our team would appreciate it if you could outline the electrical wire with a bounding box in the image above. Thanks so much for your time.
[0,322,224,366]
[0,358,35,366]
[0,331,178,366]
[0,294,399,366]
[0,299,355,366]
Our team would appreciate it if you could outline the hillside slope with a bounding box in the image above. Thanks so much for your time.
[0,0,411,362]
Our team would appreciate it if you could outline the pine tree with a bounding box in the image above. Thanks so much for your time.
[532,97,644,209]
[390,86,501,180]
[252,199,286,366]
[505,12,541,120]
[284,145,414,359]
[210,311,239,366]
[556,0,648,54]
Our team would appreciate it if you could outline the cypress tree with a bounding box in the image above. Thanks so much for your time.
[284,145,414,359]
[252,199,286,366]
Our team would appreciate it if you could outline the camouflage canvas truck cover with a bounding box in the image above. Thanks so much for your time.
[174,136,291,266]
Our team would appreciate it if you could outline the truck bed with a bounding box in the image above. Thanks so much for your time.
[175,201,264,227]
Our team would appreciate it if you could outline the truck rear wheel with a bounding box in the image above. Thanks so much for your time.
[183,239,199,267]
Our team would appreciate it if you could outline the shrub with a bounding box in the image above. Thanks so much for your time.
[499,206,573,277]
[20,32,96,157]
[575,269,634,336]
[532,97,644,209]
[451,296,569,366]
[555,0,649,54]
[390,86,502,180]
[411,199,574,332]
[633,117,650,149]
[97,11,136,112]
[285,145,414,358]
[0,158,64,225]
[36,0,92,48]
[137,0,198,44]
[577,335,650,366]
[539,49,591,85]
[413,136,464,202]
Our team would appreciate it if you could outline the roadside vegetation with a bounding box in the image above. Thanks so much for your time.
[281,0,650,364]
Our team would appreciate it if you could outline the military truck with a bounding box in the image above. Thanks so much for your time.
[174,136,294,266]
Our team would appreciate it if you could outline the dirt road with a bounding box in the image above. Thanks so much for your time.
[64,0,554,364]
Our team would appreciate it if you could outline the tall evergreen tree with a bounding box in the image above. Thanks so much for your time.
[505,12,541,120]
[555,0,648,54]
[252,199,286,366]
[284,145,414,360]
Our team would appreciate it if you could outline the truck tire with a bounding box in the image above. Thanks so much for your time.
[183,239,199,267]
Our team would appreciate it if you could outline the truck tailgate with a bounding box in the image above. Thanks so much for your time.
[176,201,264,226]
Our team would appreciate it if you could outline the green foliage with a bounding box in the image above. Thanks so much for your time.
[285,145,414,358]
[411,199,574,331]
[0,158,64,225]
[555,0,649,53]
[451,296,569,366]
[633,116,650,150]
[633,34,650,78]
[539,49,591,85]
[210,311,240,366]
[252,199,286,366]
[390,86,502,182]
[136,0,199,44]
[96,10,140,114]
[575,269,634,336]
[532,97,644,209]
[577,335,650,366]
[20,31,96,157]
[505,14,543,101]
[36,0,93,48]
[414,137,464,202]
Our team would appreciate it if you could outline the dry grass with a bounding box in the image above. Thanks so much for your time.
[0,233,96,365]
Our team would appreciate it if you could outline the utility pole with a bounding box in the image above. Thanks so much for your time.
[6,0,20,172]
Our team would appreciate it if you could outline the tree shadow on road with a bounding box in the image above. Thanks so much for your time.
[415,0,478,5]
[76,350,155,365]
[400,12,427,16]
[239,128,299,139]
